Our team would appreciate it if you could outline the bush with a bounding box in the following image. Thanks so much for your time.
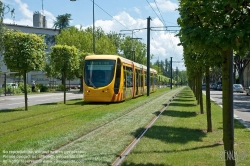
[56,84,69,91]
[36,84,49,92]
[18,82,32,93]
[0,88,4,95]
[13,88,22,94]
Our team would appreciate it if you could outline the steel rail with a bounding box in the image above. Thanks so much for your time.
[111,94,179,166]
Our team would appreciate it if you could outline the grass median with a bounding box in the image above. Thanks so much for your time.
[122,87,250,166]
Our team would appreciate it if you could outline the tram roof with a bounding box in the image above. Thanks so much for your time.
[85,55,157,74]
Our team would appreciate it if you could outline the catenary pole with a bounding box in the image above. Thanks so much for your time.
[147,17,151,96]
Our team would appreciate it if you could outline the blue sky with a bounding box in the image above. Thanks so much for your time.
[2,0,185,70]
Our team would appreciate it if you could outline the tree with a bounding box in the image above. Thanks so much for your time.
[0,2,14,54]
[50,45,79,104]
[177,1,250,165]
[107,31,123,54]
[234,51,250,86]
[3,30,46,110]
[120,36,147,64]
[53,13,72,32]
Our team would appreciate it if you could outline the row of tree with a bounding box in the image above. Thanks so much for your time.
[177,1,250,165]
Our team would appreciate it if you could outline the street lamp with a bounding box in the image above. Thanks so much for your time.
[70,0,95,54]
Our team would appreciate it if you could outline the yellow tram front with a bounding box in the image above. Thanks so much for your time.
[83,55,122,102]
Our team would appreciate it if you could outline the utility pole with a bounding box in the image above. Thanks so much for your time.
[158,56,159,73]
[170,57,172,90]
[93,0,95,54]
[147,16,151,96]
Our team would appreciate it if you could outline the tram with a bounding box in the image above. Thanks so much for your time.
[83,55,157,102]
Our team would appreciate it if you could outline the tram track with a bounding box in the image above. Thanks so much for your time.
[111,93,178,166]
[27,88,183,165]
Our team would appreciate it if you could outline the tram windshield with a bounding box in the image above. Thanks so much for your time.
[84,59,116,88]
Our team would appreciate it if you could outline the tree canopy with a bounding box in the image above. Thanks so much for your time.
[50,44,79,104]
[3,30,46,110]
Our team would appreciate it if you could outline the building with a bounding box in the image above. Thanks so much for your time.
[0,12,80,88]
[33,11,47,28]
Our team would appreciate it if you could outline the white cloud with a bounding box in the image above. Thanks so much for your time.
[15,0,33,20]
[86,12,184,69]
[133,7,141,15]
[3,17,32,26]
[149,0,178,12]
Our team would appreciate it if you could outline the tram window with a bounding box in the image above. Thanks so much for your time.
[124,66,127,87]
[84,60,115,88]
[154,74,158,85]
[151,73,153,85]
[140,71,143,86]
[125,67,133,87]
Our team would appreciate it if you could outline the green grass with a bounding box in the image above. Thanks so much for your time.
[0,87,183,165]
[122,87,250,166]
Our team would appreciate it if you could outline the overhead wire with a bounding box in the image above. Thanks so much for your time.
[90,0,137,32]
[146,0,181,61]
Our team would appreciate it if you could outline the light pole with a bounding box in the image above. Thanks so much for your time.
[70,0,95,54]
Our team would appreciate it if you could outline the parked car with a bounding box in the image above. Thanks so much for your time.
[202,84,206,89]
[233,84,244,93]
[3,83,18,88]
[217,84,222,90]
[246,86,250,95]
[210,83,215,89]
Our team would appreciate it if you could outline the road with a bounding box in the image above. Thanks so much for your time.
[0,92,83,110]
[208,90,250,129]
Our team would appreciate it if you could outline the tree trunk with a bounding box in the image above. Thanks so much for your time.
[238,67,244,86]
[197,75,200,105]
[221,49,235,165]
[206,66,212,132]
[63,72,66,104]
[80,75,83,92]
[196,76,199,104]
[23,71,28,111]
[199,71,204,114]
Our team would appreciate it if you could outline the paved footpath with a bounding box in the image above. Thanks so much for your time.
[0,91,83,110]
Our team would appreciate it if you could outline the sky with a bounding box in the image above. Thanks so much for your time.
[2,0,185,70]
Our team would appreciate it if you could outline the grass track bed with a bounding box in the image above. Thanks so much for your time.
[121,87,250,166]
[34,88,184,166]
[0,87,183,166]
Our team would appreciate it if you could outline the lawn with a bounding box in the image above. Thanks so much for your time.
[122,87,250,166]
[0,87,183,165]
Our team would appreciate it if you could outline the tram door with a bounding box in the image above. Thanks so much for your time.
[135,69,139,95]
[114,59,121,94]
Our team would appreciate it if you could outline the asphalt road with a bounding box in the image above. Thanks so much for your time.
[208,90,250,129]
[0,91,83,110]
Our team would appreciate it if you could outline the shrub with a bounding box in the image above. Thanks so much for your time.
[36,84,49,92]
[56,84,69,91]
[18,82,32,93]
